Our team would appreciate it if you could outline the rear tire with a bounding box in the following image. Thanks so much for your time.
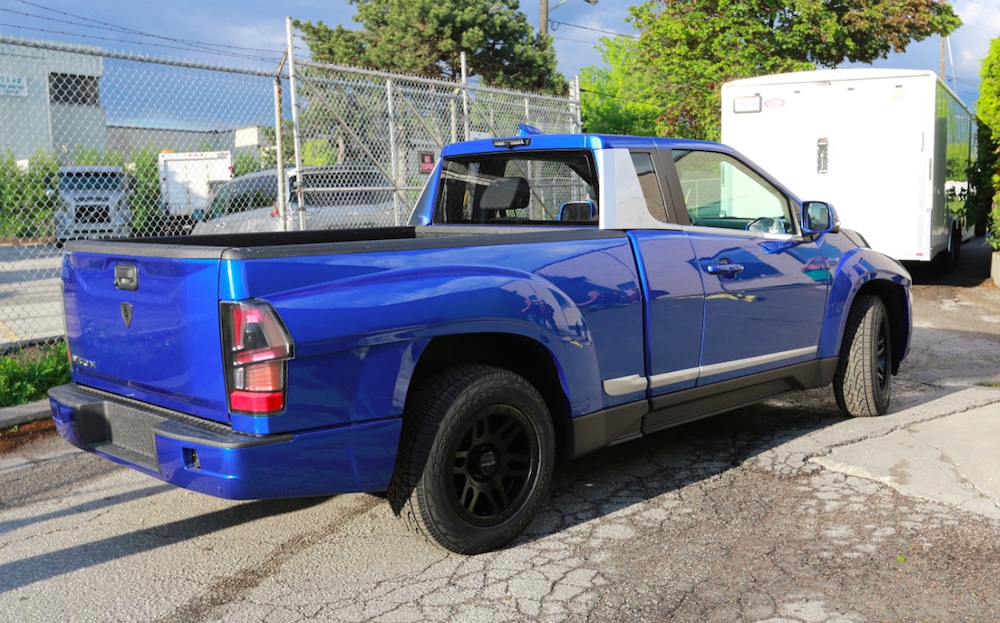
[834,295,892,417]
[388,365,555,554]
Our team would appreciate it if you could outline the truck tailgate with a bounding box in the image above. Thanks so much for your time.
[63,247,230,423]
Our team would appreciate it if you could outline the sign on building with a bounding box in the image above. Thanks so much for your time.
[0,74,27,97]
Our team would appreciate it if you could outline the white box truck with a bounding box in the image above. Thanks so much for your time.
[721,68,975,268]
[158,151,233,234]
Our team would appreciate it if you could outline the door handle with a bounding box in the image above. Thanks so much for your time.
[706,263,745,275]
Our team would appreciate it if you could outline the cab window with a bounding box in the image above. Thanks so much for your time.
[673,150,795,234]
[435,151,598,224]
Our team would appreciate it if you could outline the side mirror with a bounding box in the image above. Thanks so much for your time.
[801,201,840,235]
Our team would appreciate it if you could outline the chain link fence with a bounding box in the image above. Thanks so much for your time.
[0,36,581,349]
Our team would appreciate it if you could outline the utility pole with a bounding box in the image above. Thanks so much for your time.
[939,36,946,81]
[541,0,598,38]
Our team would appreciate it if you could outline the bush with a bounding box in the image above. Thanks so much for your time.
[0,149,58,240]
[990,189,1000,251]
[0,342,71,408]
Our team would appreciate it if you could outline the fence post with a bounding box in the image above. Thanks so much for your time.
[386,77,401,225]
[461,52,471,141]
[273,59,288,231]
[574,76,583,133]
[285,16,306,231]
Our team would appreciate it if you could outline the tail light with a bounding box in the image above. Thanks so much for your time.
[221,300,294,415]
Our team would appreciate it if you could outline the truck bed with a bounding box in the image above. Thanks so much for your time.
[67,224,605,257]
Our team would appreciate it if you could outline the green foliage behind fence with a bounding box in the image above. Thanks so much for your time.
[0,149,58,240]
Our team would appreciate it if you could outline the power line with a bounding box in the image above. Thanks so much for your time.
[580,87,662,108]
[550,20,639,39]
[3,1,283,62]
[950,75,982,88]
[0,21,282,63]
[11,0,277,54]
[552,35,602,46]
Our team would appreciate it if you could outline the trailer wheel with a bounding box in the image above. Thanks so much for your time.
[939,226,961,271]
[388,365,554,554]
[834,295,892,417]
[950,226,962,268]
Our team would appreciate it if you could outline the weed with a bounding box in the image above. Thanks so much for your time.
[0,342,70,407]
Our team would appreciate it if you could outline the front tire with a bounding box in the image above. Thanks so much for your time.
[834,295,892,417]
[388,365,555,554]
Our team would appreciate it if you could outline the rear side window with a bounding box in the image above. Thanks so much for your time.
[630,152,668,222]
[435,151,598,224]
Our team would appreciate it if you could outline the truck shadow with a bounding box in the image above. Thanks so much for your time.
[0,379,987,586]
[0,496,327,593]
[520,372,994,548]
[526,389,850,544]
[0,484,170,536]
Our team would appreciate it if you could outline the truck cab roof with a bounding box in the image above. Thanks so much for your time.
[440,132,735,158]
[415,132,793,232]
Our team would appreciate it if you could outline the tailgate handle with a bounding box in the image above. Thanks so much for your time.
[114,264,138,291]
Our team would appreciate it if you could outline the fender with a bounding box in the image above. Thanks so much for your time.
[818,244,912,363]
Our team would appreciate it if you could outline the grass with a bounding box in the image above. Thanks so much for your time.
[0,342,71,408]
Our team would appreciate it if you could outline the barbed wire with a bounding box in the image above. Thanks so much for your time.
[0,21,283,63]
[9,0,281,57]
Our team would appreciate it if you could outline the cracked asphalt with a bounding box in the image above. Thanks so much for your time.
[2,239,999,622]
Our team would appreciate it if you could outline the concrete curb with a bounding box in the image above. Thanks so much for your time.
[0,398,51,431]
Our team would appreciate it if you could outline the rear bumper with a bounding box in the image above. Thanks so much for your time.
[47,384,401,500]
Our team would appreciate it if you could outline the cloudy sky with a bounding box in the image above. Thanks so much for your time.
[0,0,994,108]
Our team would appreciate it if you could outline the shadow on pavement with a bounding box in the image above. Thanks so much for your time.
[906,236,993,288]
[0,496,328,592]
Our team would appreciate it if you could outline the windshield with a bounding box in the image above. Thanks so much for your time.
[204,173,278,220]
[434,150,598,225]
[290,169,393,207]
[59,172,124,192]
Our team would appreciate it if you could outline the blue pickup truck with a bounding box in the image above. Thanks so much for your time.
[48,132,911,554]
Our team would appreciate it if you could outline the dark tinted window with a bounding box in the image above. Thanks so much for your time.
[49,73,100,106]
[630,152,667,222]
[59,172,123,192]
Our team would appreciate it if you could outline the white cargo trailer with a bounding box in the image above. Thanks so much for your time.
[721,68,975,267]
[158,151,233,234]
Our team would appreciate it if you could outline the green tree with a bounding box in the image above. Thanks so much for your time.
[978,36,1000,248]
[129,146,163,236]
[580,37,660,136]
[72,146,124,167]
[593,0,961,141]
[968,122,997,237]
[259,121,296,169]
[294,0,565,94]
